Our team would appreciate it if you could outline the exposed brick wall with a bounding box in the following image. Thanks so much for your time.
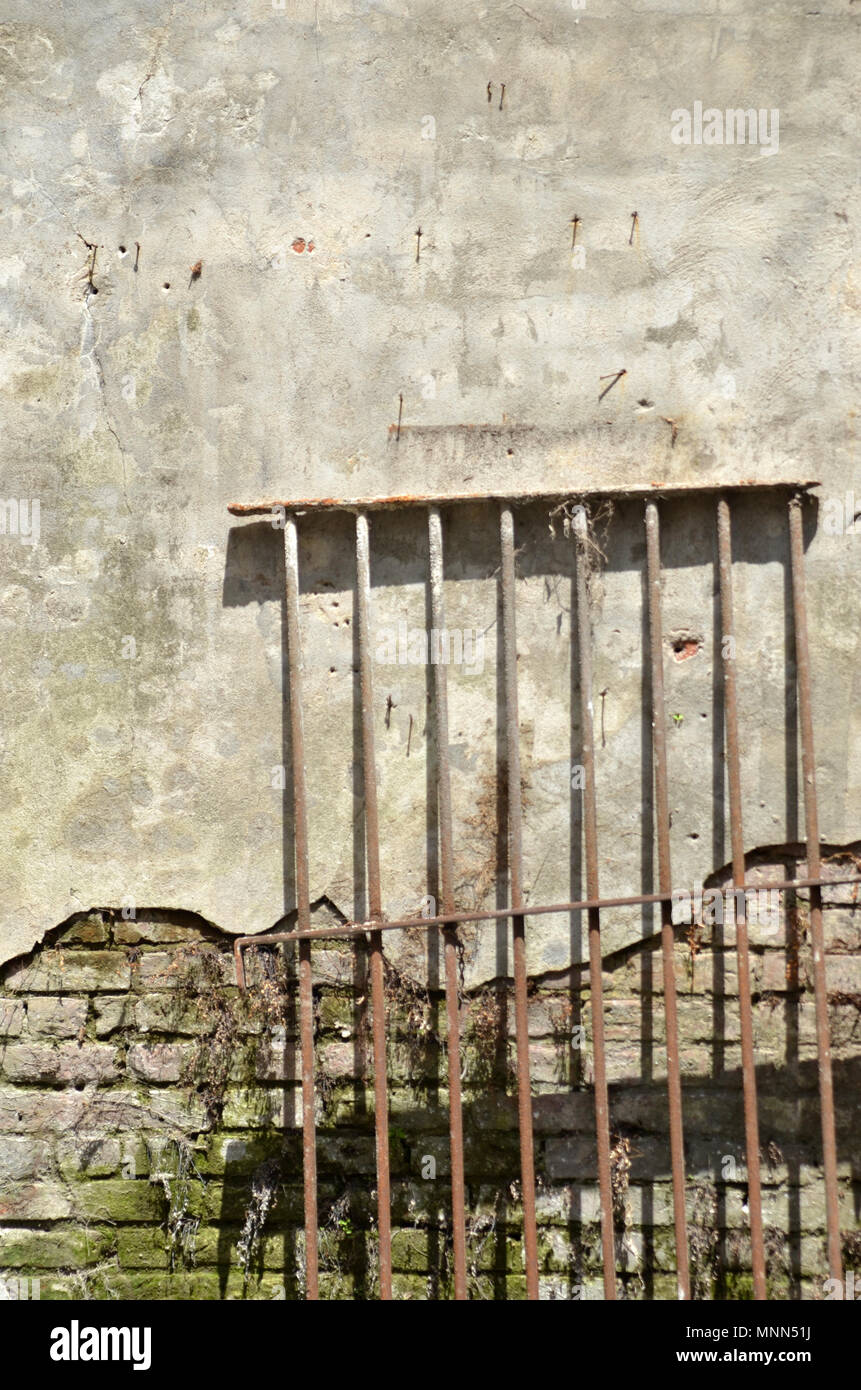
[1,853,860,1300]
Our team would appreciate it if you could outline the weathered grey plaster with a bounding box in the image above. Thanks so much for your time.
[0,2,858,976]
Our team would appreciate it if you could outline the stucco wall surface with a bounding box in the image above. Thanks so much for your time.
[0,1,858,974]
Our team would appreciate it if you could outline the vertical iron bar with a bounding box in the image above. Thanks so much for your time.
[500,503,540,1301]
[644,501,691,1300]
[355,511,393,1300]
[572,507,616,1299]
[788,495,843,1284]
[428,506,468,1301]
[716,497,767,1300]
[284,515,319,1300]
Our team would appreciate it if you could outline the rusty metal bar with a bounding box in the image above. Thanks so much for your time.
[716,497,767,1300]
[233,873,861,955]
[283,515,319,1300]
[500,503,540,1301]
[788,495,843,1284]
[572,506,615,1300]
[644,500,690,1300]
[355,511,393,1300]
[228,480,817,516]
[233,936,247,990]
[427,506,468,1301]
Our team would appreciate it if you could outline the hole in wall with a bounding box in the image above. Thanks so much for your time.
[669,629,703,661]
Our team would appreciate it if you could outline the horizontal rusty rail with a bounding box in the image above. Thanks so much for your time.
[233,872,861,979]
[228,480,817,516]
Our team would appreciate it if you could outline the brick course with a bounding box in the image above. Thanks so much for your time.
[0,894,859,1301]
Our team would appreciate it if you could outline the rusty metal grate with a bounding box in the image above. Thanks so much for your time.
[227,483,859,1301]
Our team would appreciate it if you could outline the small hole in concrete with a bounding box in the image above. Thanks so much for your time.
[118,245,127,254]
[671,634,701,661]
[163,282,171,290]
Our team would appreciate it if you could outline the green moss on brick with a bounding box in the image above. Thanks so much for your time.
[721,1272,755,1300]
[0,1225,115,1269]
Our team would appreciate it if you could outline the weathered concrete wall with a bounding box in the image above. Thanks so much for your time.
[0,1,858,1301]
[1,854,859,1299]
[0,2,858,968]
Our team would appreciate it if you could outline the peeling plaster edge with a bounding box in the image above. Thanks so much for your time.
[2,844,859,976]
